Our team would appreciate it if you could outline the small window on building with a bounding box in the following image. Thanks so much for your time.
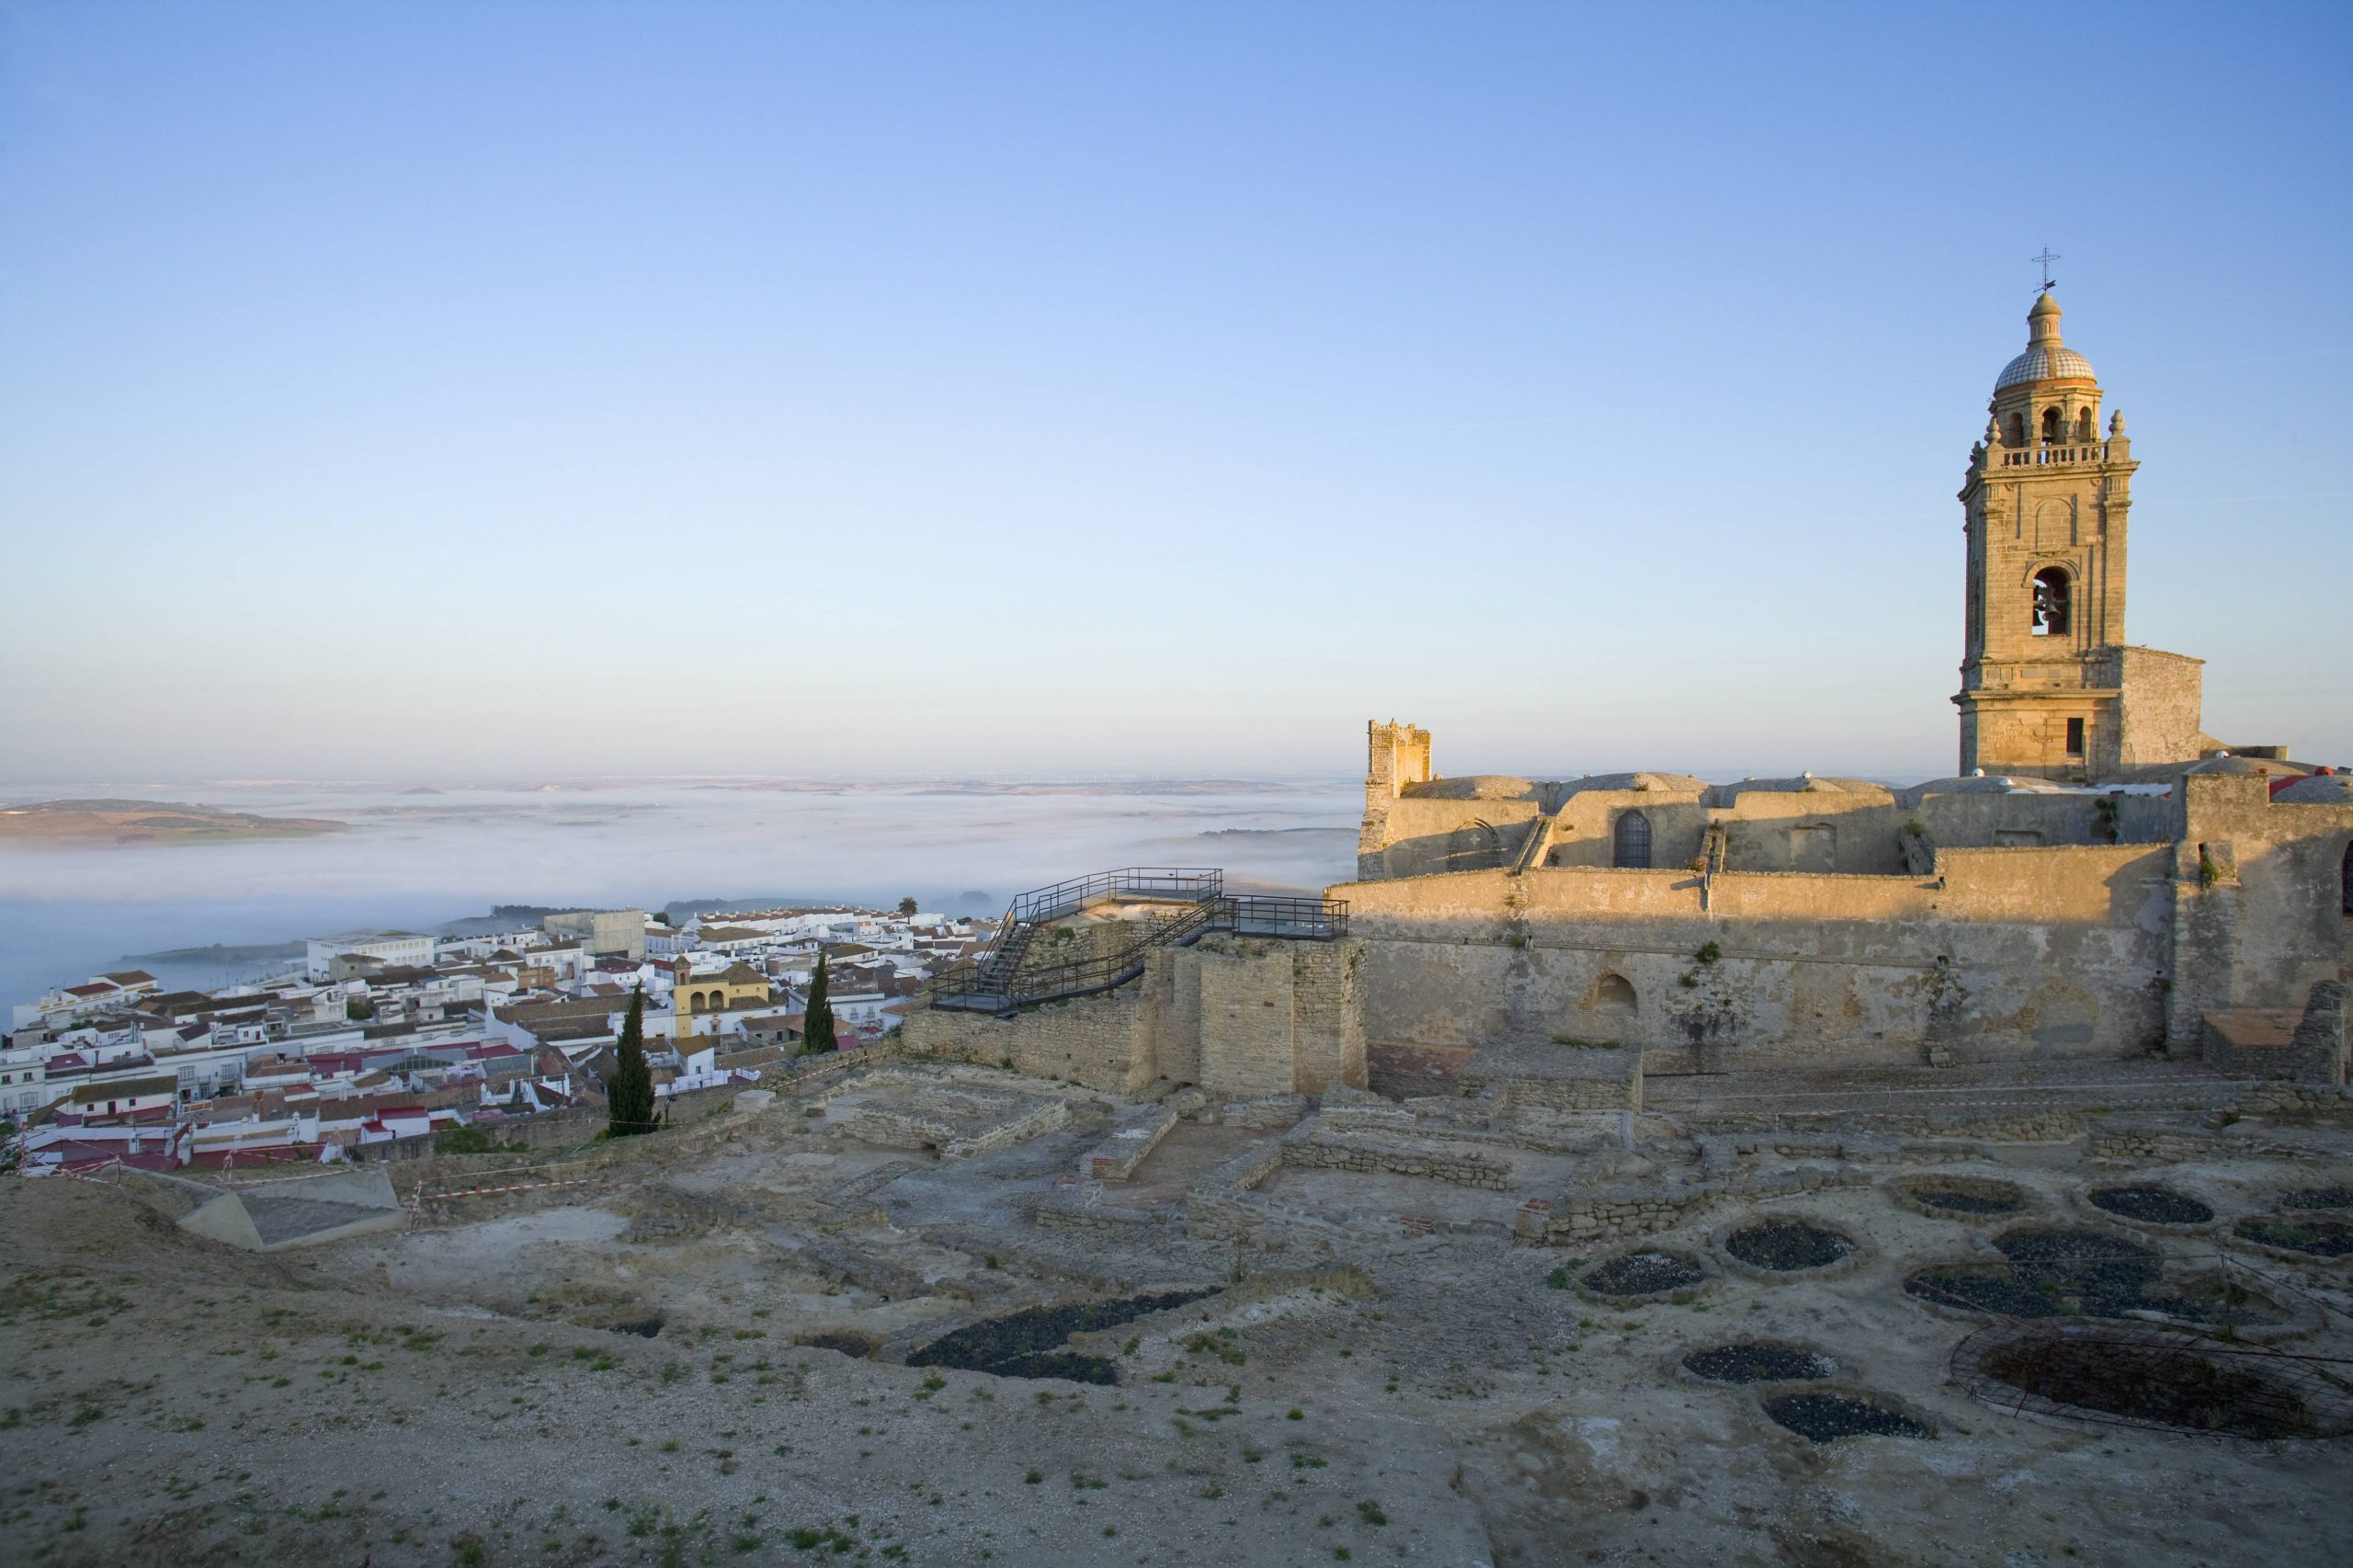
[1612,810,1653,869]
[2065,717,2086,757]
[2040,407,2062,443]
[2006,414,2026,447]
[2075,408,2096,443]
[2031,568,2071,637]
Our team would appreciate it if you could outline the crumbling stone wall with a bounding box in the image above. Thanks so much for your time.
[1336,844,2177,1066]
[1080,1101,1179,1180]
[838,1087,1068,1155]
[1183,1143,1286,1241]
[2291,982,2349,1087]
[1196,944,1300,1098]
[2229,1082,2353,1119]
[1370,774,2187,883]
[1281,1131,1515,1190]
[1474,1070,1639,1113]
[2107,646,2211,771]
[1516,1165,1873,1246]
[1358,721,1433,879]
[902,937,1367,1096]
[2166,772,2353,1051]
[899,990,1151,1095]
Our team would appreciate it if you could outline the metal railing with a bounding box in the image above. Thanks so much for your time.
[1227,894,1348,940]
[928,870,1347,1016]
[1003,868,1223,925]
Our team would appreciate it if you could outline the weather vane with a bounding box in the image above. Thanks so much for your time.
[2032,247,2060,293]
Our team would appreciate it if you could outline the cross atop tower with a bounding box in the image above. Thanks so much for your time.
[2032,247,2061,293]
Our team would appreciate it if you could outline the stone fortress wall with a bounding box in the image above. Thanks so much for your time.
[902,929,1367,1098]
[1362,759,2190,883]
[1343,744,2352,1073]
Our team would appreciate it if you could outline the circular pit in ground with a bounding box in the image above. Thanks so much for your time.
[1892,1173,2030,1220]
[2088,1186,2213,1227]
[1993,1226,2158,1275]
[1904,1227,2177,1323]
[1762,1392,1933,1443]
[2234,1214,2353,1259]
[1723,1219,1856,1274]
[2281,1187,2353,1211]
[1682,1343,1836,1385]
[1967,1328,2345,1439]
[1581,1249,1707,1301]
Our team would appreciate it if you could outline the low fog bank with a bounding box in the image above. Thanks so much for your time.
[0,782,1359,1005]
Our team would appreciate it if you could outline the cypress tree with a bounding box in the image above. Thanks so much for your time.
[801,953,837,1055]
[607,988,655,1137]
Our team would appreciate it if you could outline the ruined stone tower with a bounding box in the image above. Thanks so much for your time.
[1953,292,2207,782]
[1358,721,1432,879]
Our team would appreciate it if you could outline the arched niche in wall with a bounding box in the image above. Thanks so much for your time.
[1586,971,1638,1014]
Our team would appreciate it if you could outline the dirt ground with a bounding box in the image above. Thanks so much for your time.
[4,1062,2351,1567]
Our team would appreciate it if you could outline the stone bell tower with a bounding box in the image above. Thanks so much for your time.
[1954,290,2166,782]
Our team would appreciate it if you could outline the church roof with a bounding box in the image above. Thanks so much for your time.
[1899,775,2077,801]
[1709,776,1892,804]
[1995,291,2096,390]
[1995,346,2096,390]
[2273,773,2353,804]
[2186,755,2294,777]
[1556,772,1706,799]
[1403,775,1536,801]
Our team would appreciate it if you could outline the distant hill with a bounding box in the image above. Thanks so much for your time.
[0,799,347,845]
[122,939,307,967]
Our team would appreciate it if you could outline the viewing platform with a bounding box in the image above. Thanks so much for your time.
[929,867,1347,1017]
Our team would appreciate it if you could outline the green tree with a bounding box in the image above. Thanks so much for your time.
[435,1125,504,1155]
[801,954,837,1056]
[607,988,656,1137]
[896,896,918,917]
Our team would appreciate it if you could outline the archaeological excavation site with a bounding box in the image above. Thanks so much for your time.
[5,859,2351,1566]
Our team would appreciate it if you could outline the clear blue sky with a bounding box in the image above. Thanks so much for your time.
[2,1,2347,784]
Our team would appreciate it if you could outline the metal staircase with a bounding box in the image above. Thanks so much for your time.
[928,867,1347,1017]
[1508,814,1557,876]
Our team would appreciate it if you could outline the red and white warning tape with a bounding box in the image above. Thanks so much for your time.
[415,1176,608,1203]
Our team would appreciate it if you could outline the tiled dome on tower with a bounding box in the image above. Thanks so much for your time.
[1995,292,2097,390]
